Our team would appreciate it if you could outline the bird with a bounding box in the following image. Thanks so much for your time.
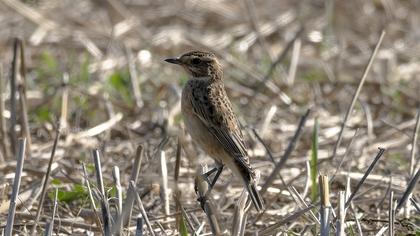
[165,50,264,212]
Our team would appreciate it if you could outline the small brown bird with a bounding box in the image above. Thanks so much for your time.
[165,51,264,212]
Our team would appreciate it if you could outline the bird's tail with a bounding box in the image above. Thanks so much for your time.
[245,179,265,212]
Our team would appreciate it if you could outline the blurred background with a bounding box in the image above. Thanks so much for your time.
[0,0,419,235]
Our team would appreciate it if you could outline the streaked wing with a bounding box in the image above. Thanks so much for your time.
[190,86,251,169]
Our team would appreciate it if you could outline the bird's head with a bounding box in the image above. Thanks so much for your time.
[165,51,222,79]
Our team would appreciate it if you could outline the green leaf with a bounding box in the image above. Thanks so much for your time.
[107,70,133,105]
[310,118,319,202]
[85,163,95,174]
[49,184,87,203]
[179,214,189,236]
[51,178,61,186]
[34,106,51,123]
[40,51,58,73]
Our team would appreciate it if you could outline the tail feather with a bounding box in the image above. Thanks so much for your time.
[246,181,265,212]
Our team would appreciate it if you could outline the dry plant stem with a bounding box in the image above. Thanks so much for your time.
[302,160,311,198]
[130,181,155,236]
[259,105,277,138]
[112,145,144,235]
[112,166,123,232]
[409,198,420,213]
[331,31,385,160]
[135,217,143,236]
[92,149,111,236]
[336,191,346,236]
[410,105,420,176]
[30,128,61,236]
[45,188,58,236]
[319,175,331,236]
[60,73,69,129]
[82,163,104,232]
[174,194,196,233]
[4,138,26,236]
[126,46,143,109]
[159,151,170,222]
[14,212,101,232]
[174,137,182,182]
[345,147,386,209]
[195,169,223,235]
[232,188,250,236]
[395,167,420,213]
[261,108,310,195]
[388,191,394,236]
[9,39,19,155]
[251,128,275,163]
[405,105,420,216]
[350,205,363,236]
[0,64,9,161]
[287,38,301,85]
[16,40,31,152]
[330,129,359,183]
[112,166,123,214]
[289,186,320,224]
[259,205,315,235]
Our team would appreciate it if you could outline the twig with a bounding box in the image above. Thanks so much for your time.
[92,149,111,236]
[14,212,101,232]
[409,198,420,213]
[44,188,58,236]
[287,38,301,85]
[126,45,143,110]
[251,128,275,163]
[336,191,346,236]
[330,129,359,183]
[261,108,310,195]
[331,31,386,160]
[112,145,144,235]
[388,191,394,236]
[16,39,31,153]
[135,217,143,236]
[112,166,123,214]
[4,138,26,236]
[345,147,386,208]
[30,127,61,235]
[82,163,103,233]
[9,39,19,155]
[60,73,69,130]
[405,105,420,217]
[174,137,182,182]
[319,175,331,236]
[259,205,315,235]
[195,166,223,235]
[0,64,9,161]
[232,190,249,236]
[159,151,170,221]
[409,105,420,176]
[130,181,155,236]
[395,167,420,213]
[174,194,196,234]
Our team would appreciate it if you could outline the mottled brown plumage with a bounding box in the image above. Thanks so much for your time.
[165,50,264,212]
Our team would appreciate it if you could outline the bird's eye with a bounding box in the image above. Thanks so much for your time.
[191,58,201,65]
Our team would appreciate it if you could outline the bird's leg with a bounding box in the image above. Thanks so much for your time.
[201,163,224,190]
[210,164,224,189]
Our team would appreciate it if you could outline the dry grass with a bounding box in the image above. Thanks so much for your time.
[0,0,419,235]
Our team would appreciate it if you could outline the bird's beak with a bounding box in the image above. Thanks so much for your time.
[164,57,181,65]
